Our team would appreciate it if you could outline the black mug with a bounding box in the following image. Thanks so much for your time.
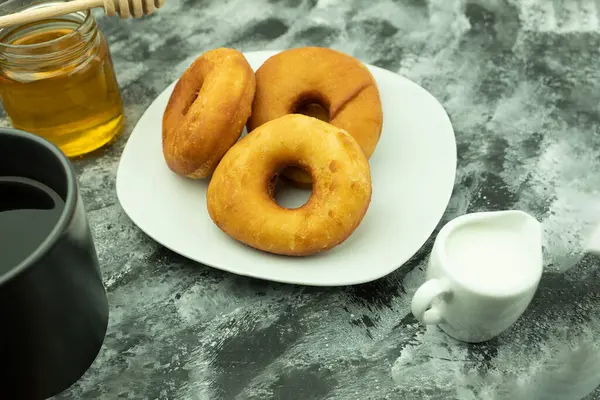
[0,128,109,399]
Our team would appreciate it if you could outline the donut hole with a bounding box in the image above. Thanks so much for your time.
[269,169,312,209]
[182,88,201,116]
[294,95,330,122]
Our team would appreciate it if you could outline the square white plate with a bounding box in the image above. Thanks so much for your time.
[116,50,456,286]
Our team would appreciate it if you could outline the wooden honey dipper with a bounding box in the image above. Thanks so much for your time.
[0,0,166,29]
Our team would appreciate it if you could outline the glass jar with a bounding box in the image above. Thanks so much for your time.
[0,0,124,157]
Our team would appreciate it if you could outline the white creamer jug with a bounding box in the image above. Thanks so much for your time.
[411,210,543,343]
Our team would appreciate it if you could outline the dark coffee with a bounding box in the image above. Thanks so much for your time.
[0,176,65,275]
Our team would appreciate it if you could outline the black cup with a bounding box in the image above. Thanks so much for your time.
[0,128,109,399]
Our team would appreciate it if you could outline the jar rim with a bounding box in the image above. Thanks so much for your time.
[0,2,94,50]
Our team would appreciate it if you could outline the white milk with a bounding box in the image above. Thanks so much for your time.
[443,217,539,294]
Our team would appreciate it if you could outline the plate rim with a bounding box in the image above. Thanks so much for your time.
[115,49,457,286]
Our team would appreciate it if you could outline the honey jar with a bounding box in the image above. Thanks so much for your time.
[0,1,124,157]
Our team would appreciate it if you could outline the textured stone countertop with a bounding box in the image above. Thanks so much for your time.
[4,0,600,398]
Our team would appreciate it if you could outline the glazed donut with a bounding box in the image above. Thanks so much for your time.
[207,114,372,256]
[162,48,256,178]
[247,46,383,186]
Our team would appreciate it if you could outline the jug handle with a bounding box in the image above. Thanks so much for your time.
[411,278,451,325]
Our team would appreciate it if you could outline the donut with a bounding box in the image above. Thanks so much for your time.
[207,114,372,256]
[162,48,256,178]
[247,46,383,186]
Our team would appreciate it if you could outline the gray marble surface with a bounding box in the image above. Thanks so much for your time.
[4,0,600,398]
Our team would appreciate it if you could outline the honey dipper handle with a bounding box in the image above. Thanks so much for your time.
[0,0,104,29]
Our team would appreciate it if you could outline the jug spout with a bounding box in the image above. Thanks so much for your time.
[499,210,542,247]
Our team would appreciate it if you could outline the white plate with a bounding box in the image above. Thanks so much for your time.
[116,50,456,286]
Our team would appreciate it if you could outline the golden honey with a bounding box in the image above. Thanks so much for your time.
[0,4,124,157]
